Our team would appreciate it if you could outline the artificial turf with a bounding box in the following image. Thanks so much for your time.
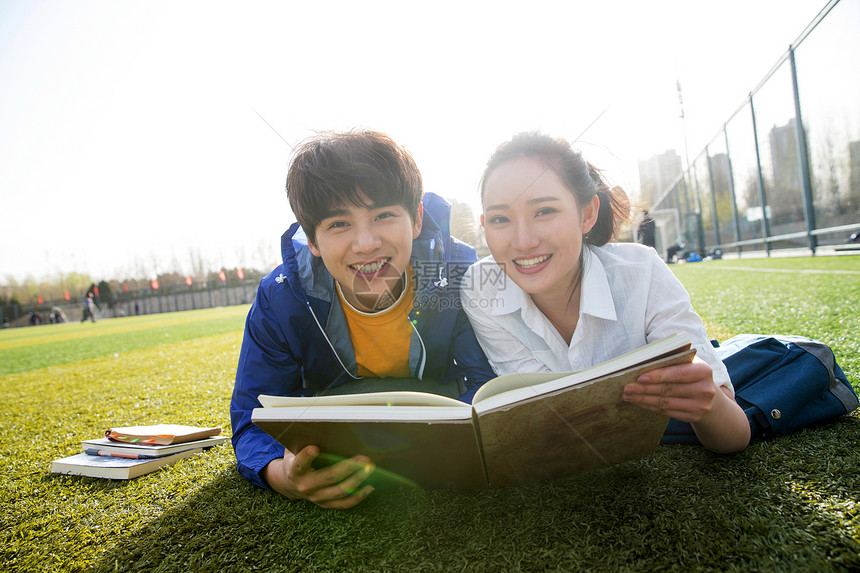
[1,255,858,572]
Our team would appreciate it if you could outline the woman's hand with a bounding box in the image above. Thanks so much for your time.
[263,446,376,509]
[623,357,750,453]
[622,359,716,423]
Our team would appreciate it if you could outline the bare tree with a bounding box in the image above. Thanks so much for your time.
[188,247,208,283]
[449,199,480,247]
[814,121,843,216]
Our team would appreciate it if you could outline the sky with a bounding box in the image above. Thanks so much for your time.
[0,0,830,283]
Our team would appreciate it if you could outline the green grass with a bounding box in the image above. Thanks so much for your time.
[2,257,859,572]
[0,306,251,376]
[672,255,860,379]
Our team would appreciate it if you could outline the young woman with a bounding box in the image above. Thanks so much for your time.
[461,132,750,453]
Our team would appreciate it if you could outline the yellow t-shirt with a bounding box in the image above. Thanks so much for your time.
[336,267,415,378]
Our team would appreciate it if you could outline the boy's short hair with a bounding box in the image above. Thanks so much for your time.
[286,129,423,245]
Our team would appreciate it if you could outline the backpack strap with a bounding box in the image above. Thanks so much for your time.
[792,339,859,413]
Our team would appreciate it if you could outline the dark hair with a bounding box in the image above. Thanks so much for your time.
[286,129,423,245]
[479,132,630,246]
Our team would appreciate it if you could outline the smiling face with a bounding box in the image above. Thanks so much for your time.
[308,197,423,313]
[481,157,598,305]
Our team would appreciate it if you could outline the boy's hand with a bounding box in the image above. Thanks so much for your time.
[263,446,376,509]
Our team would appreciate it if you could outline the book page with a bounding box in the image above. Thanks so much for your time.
[258,391,465,408]
[253,405,472,422]
[471,372,564,404]
[472,332,692,411]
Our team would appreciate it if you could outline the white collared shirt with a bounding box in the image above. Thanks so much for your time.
[460,243,732,393]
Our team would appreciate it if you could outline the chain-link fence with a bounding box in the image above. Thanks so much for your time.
[2,283,256,328]
[650,0,860,261]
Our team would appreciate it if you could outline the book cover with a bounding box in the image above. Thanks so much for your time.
[81,436,228,457]
[475,350,694,487]
[50,448,201,480]
[105,424,222,445]
[255,407,486,489]
[252,333,694,489]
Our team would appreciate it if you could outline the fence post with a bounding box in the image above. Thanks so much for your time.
[705,146,721,247]
[687,167,706,255]
[789,47,817,254]
[749,92,772,256]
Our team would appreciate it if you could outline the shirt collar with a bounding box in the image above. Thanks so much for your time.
[489,260,526,316]
[579,246,617,321]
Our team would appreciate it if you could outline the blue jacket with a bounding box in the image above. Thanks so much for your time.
[230,193,496,489]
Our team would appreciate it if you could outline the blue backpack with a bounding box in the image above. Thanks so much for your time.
[662,334,859,444]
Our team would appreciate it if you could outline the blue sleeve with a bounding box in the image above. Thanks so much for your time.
[452,309,497,403]
[447,240,496,402]
[229,285,302,490]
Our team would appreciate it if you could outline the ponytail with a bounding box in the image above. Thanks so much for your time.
[584,163,630,246]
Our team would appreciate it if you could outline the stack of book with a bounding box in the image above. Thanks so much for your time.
[51,424,227,480]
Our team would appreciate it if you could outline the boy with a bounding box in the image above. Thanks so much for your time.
[230,130,495,509]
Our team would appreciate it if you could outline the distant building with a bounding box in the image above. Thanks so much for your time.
[768,120,803,223]
[638,150,682,207]
[708,153,731,196]
[705,152,734,243]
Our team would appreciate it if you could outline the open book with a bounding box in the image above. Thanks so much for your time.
[252,333,695,489]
